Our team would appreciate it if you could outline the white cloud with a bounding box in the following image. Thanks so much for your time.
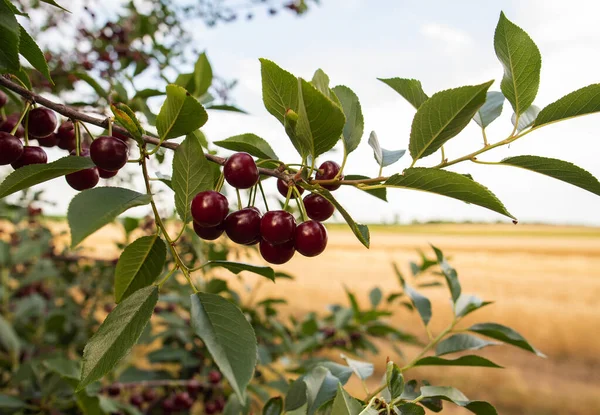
[420,22,474,49]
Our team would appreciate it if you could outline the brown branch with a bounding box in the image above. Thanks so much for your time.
[0,76,390,187]
[0,76,290,181]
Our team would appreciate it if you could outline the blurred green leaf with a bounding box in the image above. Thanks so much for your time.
[413,355,502,368]
[436,334,500,356]
[331,384,362,415]
[193,52,213,97]
[214,134,279,160]
[468,323,545,357]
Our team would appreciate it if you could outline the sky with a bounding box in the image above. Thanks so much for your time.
[8,0,600,225]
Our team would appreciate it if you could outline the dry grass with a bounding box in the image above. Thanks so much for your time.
[49,221,600,414]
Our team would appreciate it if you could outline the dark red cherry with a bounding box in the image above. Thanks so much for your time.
[129,394,144,408]
[112,129,130,142]
[191,191,229,227]
[162,397,176,413]
[259,238,295,264]
[208,370,222,384]
[65,150,99,191]
[0,113,25,138]
[260,210,296,245]
[295,220,328,257]
[223,152,259,189]
[107,384,121,396]
[36,133,58,148]
[277,178,304,198]
[27,107,57,138]
[90,135,129,171]
[304,194,335,222]
[205,402,218,415]
[315,160,343,191]
[193,222,224,241]
[0,90,7,108]
[174,392,194,409]
[98,167,118,179]
[224,207,261,245]
[142,388,157,402]
[56,120,76,151]
[0,132,23,165]
[11,146,47,169]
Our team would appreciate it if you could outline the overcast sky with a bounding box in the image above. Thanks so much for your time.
[8,0,600,225]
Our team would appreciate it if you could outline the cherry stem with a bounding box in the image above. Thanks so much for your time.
[107,117,113,136]
[74,121,81,156]
[283,184,293,211]
[258,180,269,212]
[235,188,242,211]
[23,109,30,147]
[292,186,308,221]
[1,108,6,121]
[80,121,96,141]
[11,101,31,137]
[215,173,225,193]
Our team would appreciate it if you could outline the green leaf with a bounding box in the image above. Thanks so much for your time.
[420,386,497,415]
[114,235,166,303]
[73,71,108,99]
[454,295,493,318]
[431,245,461,303]
[511,104,540,132]
[307,186,369,248]
[304,366,340,415]
[133,88,165,99]
[156,84,208,140]
[500,155,600,197]
[409,81,493,160]
[263,397,283,415]
[386,361,404,399]
[534,84,600,127]
[494,12,541,116]
[3,0,28,16]
[369,287,382,308]
[0,394,26,409]
[384,169,515,220]
[18,25,52,82]
[68,187,151,247]
[172,132,214,223]
[214,134,279,160]
[0,314,20,365]
[332,85,364,154]
[341,354,373,380]
[473,91,504,128]
[207,104,248,113]
[413,355,502,368]
[397,403,425,415]
[44,357,81,380]
[378,78,428,109]
[193,52,213,97]
[311,69,341,105]
[40,0,70,11]
[0,156,95,198]
[296,78,346,158]
[393,264,432,326]
[0,0,20,72]
[331,384,362,415]
[77,286,158,391]
[468,323,545,357]
[204,260,275,281]
[260,58,299,124]
[286,378,308,411]
[368,131,406,168]
[436,334,499,356]
[344,175,387,202]
[190,292,257,401]
[111,103,144,145]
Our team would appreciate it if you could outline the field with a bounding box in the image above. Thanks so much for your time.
[63,222,600,415]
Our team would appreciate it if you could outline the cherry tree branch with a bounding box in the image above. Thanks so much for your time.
[0,76,292,180]
[0,76,396,187]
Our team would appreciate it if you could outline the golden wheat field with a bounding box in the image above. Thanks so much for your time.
[60,222,600,415]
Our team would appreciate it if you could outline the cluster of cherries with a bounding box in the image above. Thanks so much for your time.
[0,93,129,191]
[191,152,343,264]
[105,371,225,414]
